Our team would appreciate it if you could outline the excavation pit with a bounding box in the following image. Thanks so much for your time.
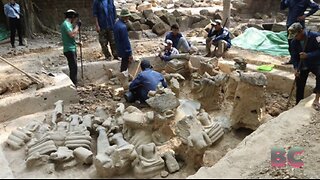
[0,56,316,179]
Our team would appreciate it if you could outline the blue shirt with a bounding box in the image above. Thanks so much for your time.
[280,0,319,28]
[92,0,116,29]
[208,27,232,49]
[165,32,191,49]
[114,19,132,57]
[129,68,168,102]
[291,30,320,69]
[4,3,20,19]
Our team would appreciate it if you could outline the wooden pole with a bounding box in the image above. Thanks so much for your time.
[0,56,42,84]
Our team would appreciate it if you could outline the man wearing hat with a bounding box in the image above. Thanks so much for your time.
[92,0,118,61]
[60,9,82,86]
[126,59,167,103]
[205,19,231,57]
[288,22,320,110]
[159,39,179,62]
[114,9,133,72]
[280,0,319,65]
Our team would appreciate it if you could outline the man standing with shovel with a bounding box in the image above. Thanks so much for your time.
[288,22,320,110]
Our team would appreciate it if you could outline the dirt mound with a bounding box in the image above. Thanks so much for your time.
[0,74,34,96]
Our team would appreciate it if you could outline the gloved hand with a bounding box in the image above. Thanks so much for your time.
[77,20,82,28]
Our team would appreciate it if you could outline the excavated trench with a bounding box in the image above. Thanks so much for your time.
[0,55,316,178]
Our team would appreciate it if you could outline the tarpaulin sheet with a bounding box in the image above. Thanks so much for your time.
[231,27,289,56]
[0,24,9,41]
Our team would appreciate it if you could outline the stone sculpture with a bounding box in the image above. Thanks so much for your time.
[6,127,33,150]
[162,150,180,173]
[133,143,165,178]
[74,147,93,165]
[94,126,116,177]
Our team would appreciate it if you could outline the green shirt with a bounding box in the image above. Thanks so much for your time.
[61,20,76,53]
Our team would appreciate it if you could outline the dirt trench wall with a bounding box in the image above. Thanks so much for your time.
[32,0,94,30]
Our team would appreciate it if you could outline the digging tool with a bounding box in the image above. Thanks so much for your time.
[78,19,84,79]
[286,32,309,109]
[133,59,142,78]
[0,56,44,88]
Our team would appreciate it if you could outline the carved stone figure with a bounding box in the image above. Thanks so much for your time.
[133,143,165,178]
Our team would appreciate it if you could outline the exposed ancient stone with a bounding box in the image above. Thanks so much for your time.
[271,22,287,32]
[109,132,137,173]
[52,100,64,126]
[26,139,57,159]
[26,152,50,169]
[230,72,267,130]
[175,115,212,150]
[115,103,125,116]
[160,13,178,26]
[152,22,168,36]
[6,127,32,150]
[129,31,143,40]
[175,99,201,121]
[74,147,93,165]
[127,129,153,148]
[164,59,190,77]
[162,150,180,173]
[169,78,180,97]
[133,143,165,178]
[129,13,142,22]
[131,21,143,31]
[175,16,192,31]
[239,72,267,86]
[197,109,224,143]
[191,73,229,111]
[161,170,169,178]
[50,146,74,162]
[64,127,92,150]
[67,114,82,132]
[138,2,153,12]
[117,71,130,91]
[94,126,116,177]
[95,106,109,125]
[233,57,247,71]
[191,19,211,29]
[82,114,94,132]
[146,92,180,113]
[123,106,149,128]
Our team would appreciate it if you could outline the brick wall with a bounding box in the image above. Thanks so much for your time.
[33,0,95,30]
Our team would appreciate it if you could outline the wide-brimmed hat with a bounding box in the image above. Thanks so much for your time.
[120,9,131,17]
[288,22,303,39]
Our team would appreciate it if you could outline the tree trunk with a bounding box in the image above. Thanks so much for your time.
[222,0,231,28]
[18,0,59,38]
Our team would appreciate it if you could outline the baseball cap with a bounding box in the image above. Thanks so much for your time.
[64,9,79,18]
[210,19,222,26]
[288,23,303,39]
[162,39,173,46]
[140,59,153,69]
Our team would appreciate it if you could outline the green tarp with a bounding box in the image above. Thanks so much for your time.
[0,24,9,41]
[231,27,290,56]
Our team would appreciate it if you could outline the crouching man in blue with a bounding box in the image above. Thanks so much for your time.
[125,60,167,104]
[205,19,231,58]
[288,23,320,110]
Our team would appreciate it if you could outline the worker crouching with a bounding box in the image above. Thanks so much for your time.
[125,60,167,104]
